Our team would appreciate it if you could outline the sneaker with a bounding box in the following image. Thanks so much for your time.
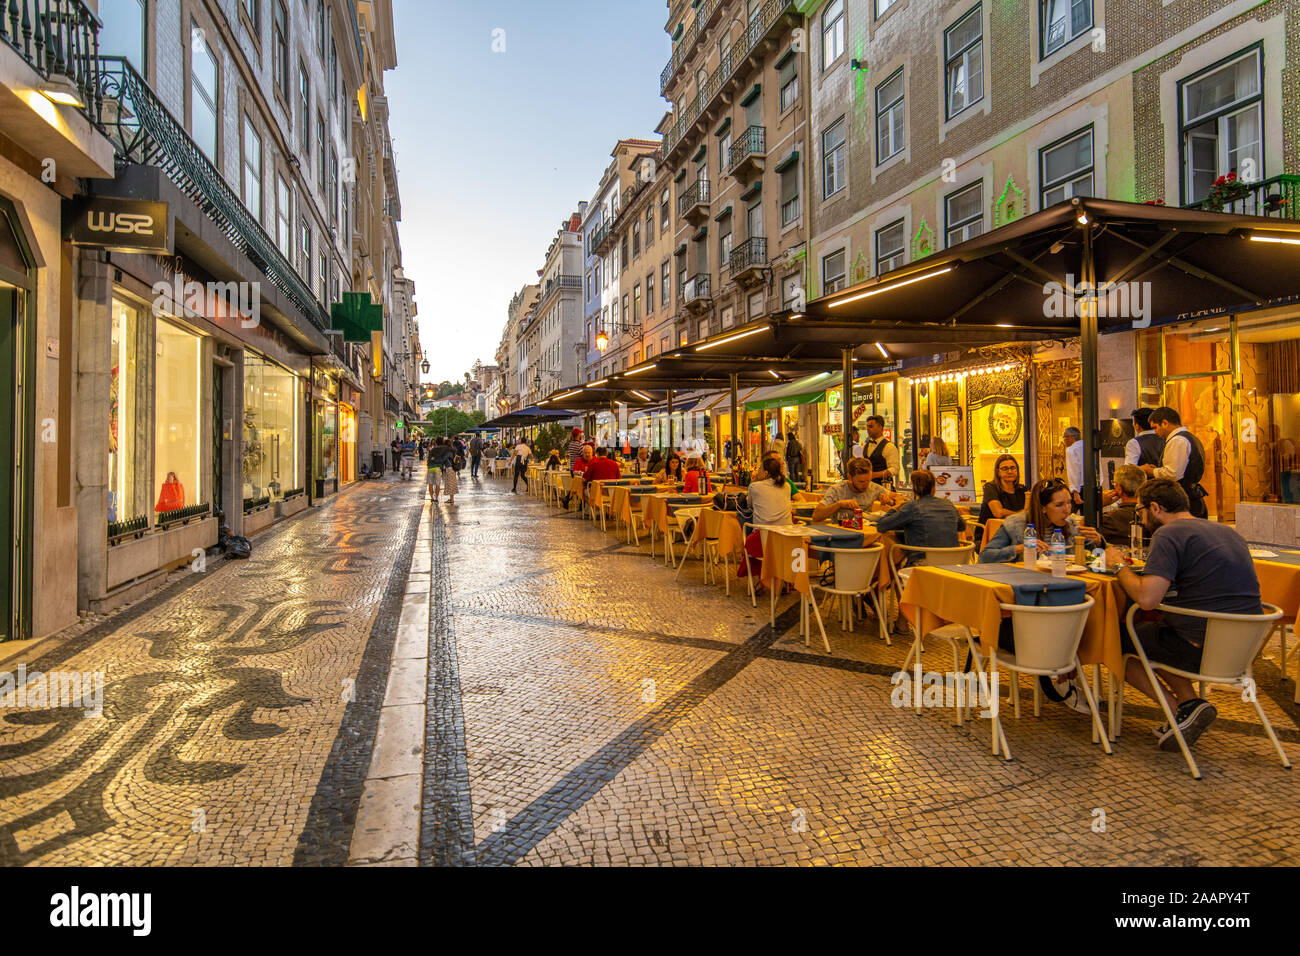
[1157,698,1217,751]
[1057,680,1096,716]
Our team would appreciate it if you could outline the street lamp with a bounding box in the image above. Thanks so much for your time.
[595,329,610,351]
[421,353,430,375]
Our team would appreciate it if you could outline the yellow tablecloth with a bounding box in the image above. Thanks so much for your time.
[641,493,706,536]
[898,565,1126,673]
[687,509,746,557]
[1255,558,1300,621]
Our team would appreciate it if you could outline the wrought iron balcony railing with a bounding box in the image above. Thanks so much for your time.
[729,236,766,273]
[96,57,329,333]
[683,274,711,304]
[0,0,103,124]
[539,274,582,305]
[678,178,710,217]
[660,0,720,95]
[728,125,766,174]
[1181,173,1300,219]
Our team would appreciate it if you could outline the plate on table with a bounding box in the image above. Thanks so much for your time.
[1035,558,1087,574]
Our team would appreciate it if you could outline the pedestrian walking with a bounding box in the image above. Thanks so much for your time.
[427,438,458,504]
[511,437,533,493]
[470,434,484,479]
[785,429,804,486]
[390,438,401,471]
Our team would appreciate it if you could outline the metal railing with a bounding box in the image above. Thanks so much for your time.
[661,0,721,94]
[96,57,330,333]
[0,0,103,123]
[539,274,581,306]
[678,178,710,217]
[730,236,766,273]
[1181,173,1300,219]
[663,0,795,156]
[684,274,711,304]
[728,125,766,174]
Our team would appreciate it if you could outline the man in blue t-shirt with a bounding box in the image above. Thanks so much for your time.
[1105,478,1261,752]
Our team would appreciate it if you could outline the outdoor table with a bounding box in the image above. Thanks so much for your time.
[680,509,746,564]
[1246,548,1300,704]
[641,493,706,552]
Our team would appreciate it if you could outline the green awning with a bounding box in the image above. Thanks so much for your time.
[774,47,796,70]
[740,83,762,107]
[691,143,707,163]
[714,116,732,137]
[672,22,684,40]
[774,150,800,173]
[744,372,838,411]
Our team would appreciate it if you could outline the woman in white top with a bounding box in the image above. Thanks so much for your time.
[747,456,793,526]
[924,435,954,469]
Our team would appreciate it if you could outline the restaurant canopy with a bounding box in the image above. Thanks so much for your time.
[481,405,579,428]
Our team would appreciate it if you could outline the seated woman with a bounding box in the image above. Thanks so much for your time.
[544,449,562,471]
[923,436,955,469]
[760,452,799,497]
[876,469,965,560]
[740,457,794,581]
[683,457,712,494]
[978,454,1027,524]
[659,453,684,486]
[979,477,1102,564]
[647,450,665,474]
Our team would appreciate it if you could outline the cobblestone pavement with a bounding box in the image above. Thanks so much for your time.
[5,471,1300,866]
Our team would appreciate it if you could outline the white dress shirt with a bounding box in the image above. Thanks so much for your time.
[1065,441,1084,493]
[1153,427,1193,481]
[1124,429,1156,466]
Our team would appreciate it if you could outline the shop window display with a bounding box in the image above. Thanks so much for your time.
[243,353,300,501]
[109,298,146,524]
[154,319,203,514]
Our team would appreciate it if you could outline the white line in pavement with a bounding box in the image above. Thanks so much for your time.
[347,501,431,867]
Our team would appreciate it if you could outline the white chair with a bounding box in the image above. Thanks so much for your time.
[811,545,888,646]
[1117,603,1289,779]
[665,506,702,567]
[985,598,1109,762]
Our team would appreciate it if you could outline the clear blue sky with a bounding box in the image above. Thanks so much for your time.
[387,0,670,384]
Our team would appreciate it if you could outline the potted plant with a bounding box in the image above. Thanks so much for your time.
[1206,172,1253,212]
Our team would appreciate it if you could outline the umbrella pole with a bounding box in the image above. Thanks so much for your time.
[667,389,675,454]
[1081,219,1100,528]
[842,347,853,479]
[730,372,739,474]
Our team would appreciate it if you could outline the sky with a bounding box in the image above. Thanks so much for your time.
[386,0,671,384]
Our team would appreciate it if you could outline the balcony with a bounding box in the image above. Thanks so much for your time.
[1181,174,1300,219]
[727,125,766,180]
[683,274,711,314]
[539,273,581,306]
[678,178,710,224]
[729,236,767,287]
[660,0,721,95]
[0,0,114,177]
[96,57,329,332]
[592,220,618,256]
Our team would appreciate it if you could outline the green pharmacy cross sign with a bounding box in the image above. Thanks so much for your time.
[329,292,383,343]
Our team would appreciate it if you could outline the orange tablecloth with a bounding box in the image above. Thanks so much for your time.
[898,565,1126,674]
[1255,559,1300,621]
[642,493,706,535]
[687,509,747,557]
[759,526,897,595]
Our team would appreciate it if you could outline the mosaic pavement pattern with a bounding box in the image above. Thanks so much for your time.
[3,471,1300,865]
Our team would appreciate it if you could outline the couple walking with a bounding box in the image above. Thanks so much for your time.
[426,437,459,504]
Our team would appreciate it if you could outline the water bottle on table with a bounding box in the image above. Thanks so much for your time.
[1023,524,1038,569]
[1050,529,1068,577]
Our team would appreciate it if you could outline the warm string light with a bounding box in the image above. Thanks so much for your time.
[915,362,1021,388]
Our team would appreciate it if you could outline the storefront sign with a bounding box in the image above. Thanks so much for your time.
[823,424,842,436]
[71,198,171,254]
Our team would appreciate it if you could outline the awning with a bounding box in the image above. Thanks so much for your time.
[743,371,840,411]
[481,405,579,427]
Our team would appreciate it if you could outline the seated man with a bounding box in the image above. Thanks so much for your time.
[1099,464,1143,546]
[1105,478,1262,751]
[562,445,595,510]
[875,469,965,558]
[811,457,895,523]
[582,446,621,510]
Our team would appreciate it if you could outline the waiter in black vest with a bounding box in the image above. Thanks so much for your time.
[862,415,900,489]
[1141,406,1208,519]
[1124,407,1165,467]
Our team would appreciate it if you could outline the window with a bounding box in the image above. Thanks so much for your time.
[1040,127,1094,207]
[594,260,601,291]
[316,111,327,187]
[662,262,671,309]
[602,306,609,335]
[720,212,733,266]
[876,219,905,275]
[822,0,844,71]
[621,234,629,269]
[646,344,655,359]
[876,0,898,16]
[316,0,327,58]
[781,164,800,226]
[646,207,656,247]
[276,175,292,255]
[945,182,984,246]
[243,354,300,502]
[1040,0,1091,59]
[633,284,641,321]
[99,0,147,74]
[719,130,732,172]
[330,42,339,107]
[155,318,204,511]
[748,291,764,319]
[272,1,289,97]
[330,147,340,226]
[341,181,350,240]
[622,293,629,324]
[298,61,310,158]
[633,223,641,259]
[300,217,313,284]
[108,299,143,525]
[875,68,905,164]
[823,118,846,197]
[646,272,655,313]
[780,60,799,112]
[1180,48,1263,205]
[721,305,734,330]
[242,0,259,32]
[945,6,983,119]
[189,22,219,160]
[747,201,763,241]
[661,335,670,355]
[823,250,846,294]
[698,317,709,340]
[318,249,328,302]
[661,189,670,232]
[242,116,262,221]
